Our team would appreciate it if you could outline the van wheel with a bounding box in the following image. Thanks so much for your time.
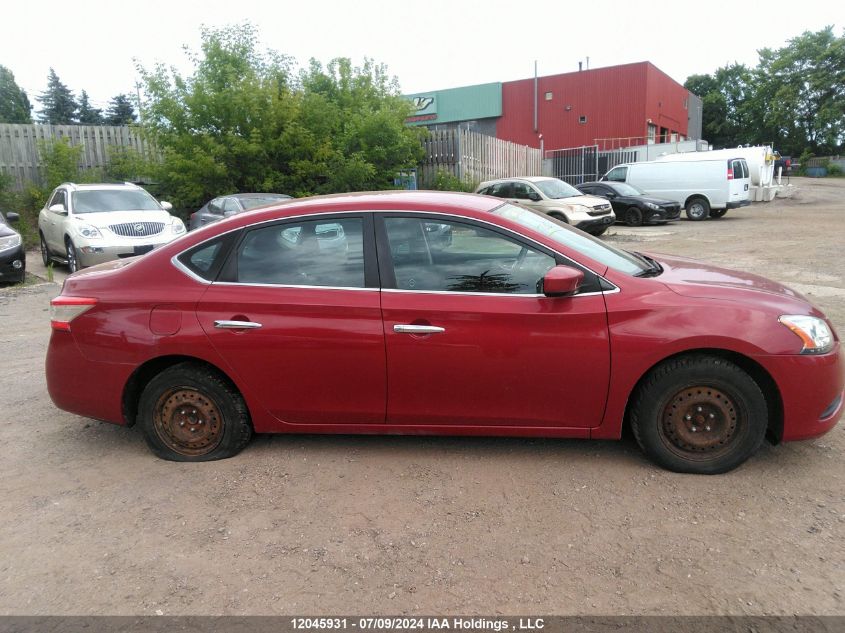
[710,209,728,219]
[625,207,643,226]
[685,198,710,221]
[630,355,767,474]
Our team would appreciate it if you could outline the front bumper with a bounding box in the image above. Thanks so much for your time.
[576,214,616,233]
[646,205,681,223]
[0,245,26,283]
[75,234,179,267]
[758,345,844,441]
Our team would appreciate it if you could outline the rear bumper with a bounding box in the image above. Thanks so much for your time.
[726,199,752,209]
[758,346,844,441]
[46,330,133,425]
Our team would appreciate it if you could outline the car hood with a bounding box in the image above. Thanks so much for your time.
[651,252,813,307]
[0,222,18,238]
[542,195,610,209]
[71,210,172,228]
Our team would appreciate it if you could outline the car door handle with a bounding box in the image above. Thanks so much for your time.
[214,320,263,329]
[394,324,445,334]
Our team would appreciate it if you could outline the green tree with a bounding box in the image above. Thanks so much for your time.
[685,64,755,149]
[77,90,103,124]
[37,68,77,124]
[104,94,136,125]
[0,65,32,123]
[138,22,423,208]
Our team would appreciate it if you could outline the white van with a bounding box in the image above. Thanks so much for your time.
[601,158,751,220]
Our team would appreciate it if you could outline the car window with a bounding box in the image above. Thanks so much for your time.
[732,160,745,180]
[211,199,228,215]
[384,217,556,294]
[49,190,67,210]
[236,218,365,288]
[72,189,161,213]
[512,183,534,200]
[606,166,627,182]
[222,198,241,213]
[486,182,513,198]
[176,233,237,281]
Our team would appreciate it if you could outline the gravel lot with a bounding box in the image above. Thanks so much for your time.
[0,177,843,616]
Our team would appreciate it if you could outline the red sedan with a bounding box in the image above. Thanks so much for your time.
[46,191,843,474]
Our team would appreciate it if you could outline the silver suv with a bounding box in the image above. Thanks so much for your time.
[38,182,186,272]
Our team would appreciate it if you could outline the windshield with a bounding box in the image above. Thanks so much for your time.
[72,189,161,214]
[534,179,583,199]
[490,203,649,276]
[240,196,290,210]
[608,182,645,196]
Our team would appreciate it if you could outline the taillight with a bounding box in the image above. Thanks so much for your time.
[727,167,734,180]
[50,296,97,332]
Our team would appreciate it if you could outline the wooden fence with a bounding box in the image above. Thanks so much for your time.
[419,129,542,187]
[0,123,152,190]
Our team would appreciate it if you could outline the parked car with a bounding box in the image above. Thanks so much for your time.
[46,191,842,474]
[0,210,25,284]
[576,181,681,226]
[38,182,186,273]
[189,193,292,231]
[475,177,616,236]
[601,158,751,220]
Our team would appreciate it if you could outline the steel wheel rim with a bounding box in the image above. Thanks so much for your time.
[153,387,224,456]
[690,203,705,219]
[660,385,743,460]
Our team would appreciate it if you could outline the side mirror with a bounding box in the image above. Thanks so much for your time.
[160,201,173,211]
[542,265,584,297]
[528,191,541,201]
[6,212,19,222]
[49,204,67,215]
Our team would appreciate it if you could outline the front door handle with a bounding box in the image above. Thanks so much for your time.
[394,324,445,334]
[214,320,263,330]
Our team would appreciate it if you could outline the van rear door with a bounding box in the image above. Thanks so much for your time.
[728,159,751,206]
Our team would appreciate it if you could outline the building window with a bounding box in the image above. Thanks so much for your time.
[578,115,587,124]
[544,92,553,101]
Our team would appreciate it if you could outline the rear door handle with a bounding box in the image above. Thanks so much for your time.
[214,320,263,329]
[394,324,445,334]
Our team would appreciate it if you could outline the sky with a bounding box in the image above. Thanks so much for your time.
[1,0,841,112]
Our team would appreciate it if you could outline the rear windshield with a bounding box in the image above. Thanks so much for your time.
[72,189,161,213]
[491,203,648,276]
[534,179,583,199]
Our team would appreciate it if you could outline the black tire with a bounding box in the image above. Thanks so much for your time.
[138,362,253,462]
[625,206,644,227]
[548,212,569,224]
[629,355,767,474]
[65,238,79,273]
[40,232,50,266]
[685,197,710,221]
[591,226,608,236]
[710,208,728,219]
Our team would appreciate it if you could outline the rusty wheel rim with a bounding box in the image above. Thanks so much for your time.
[660,386,742,459]
[153,388,223,456]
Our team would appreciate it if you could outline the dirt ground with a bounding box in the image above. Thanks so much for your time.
[0,177,843,616]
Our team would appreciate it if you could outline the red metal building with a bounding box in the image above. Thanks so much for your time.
[498,62,693,151]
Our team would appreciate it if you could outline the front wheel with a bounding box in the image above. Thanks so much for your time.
[40,232,50,266]
[138,362,253,461]
[685,198,710,221]
[629,355,768,474]
[65,239,79,273]
[625,207,644,227]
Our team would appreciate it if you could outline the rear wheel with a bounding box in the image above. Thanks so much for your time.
[685,197,710,221]
[625,206,644,227]
[40,232,50,265]
[710,208,728,219]
[65,238,79,273]
[138,362,253,461]
[630,355,768,474]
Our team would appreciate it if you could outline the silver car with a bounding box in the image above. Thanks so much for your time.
[38,182,186,272]
[189,193,292,231]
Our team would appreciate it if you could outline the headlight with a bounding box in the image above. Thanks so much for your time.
[779,315,834,354]
[76,223,102,239]
[0,233,22,252]
[171,218,186,234]
[645,202,660,210]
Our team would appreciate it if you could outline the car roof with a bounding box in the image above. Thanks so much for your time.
[59,182,144,191]
[228,193,292,199]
